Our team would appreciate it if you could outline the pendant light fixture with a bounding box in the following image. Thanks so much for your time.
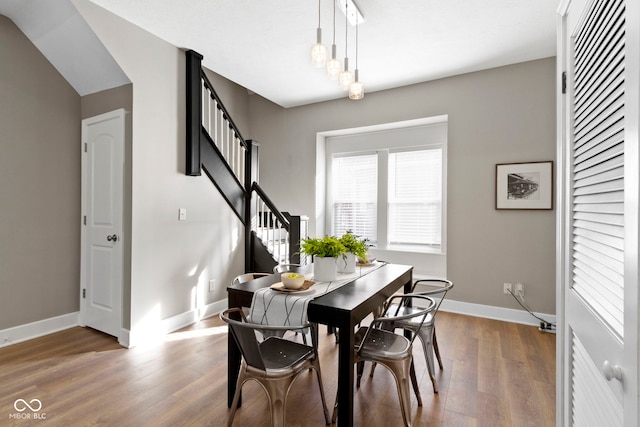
[338,1,353,90]
[326,0,341,79]
[349,17,364,99]
[310,0,327,68]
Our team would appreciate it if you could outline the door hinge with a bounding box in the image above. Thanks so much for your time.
[82,288,86,299]
[84,143,87,152]
[83,215,87,226]
[562,71,567,94]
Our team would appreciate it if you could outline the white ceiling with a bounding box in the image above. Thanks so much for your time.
[1,0,559,108]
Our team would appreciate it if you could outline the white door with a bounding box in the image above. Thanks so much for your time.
[558,0,638,425]
[80,109,125,339]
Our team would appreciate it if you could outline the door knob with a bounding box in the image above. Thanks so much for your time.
[107,234,118,242]
[602,360,623,382]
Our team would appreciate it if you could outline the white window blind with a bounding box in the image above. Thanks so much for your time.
[388,149,442,247]
[332,154,378,243]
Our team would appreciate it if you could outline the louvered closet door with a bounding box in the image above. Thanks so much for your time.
[559,0,639,425]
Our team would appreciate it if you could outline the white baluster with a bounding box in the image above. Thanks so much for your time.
[271,216,277,258]
[239,144,245,184]
[224,125,231,164]
[214,102,219,147]
[260,201,266,241]
[233,137,237,178]
[201,81,207,135]
[207,91,212,136]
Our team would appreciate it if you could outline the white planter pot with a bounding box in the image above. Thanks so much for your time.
[313,256,338,282]
[337,252,356,274]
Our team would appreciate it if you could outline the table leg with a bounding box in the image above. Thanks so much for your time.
[336,324,355,426]
[227,330,241,408]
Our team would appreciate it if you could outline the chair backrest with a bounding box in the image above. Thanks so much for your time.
[233,273,270,286]
[221,308,266,370]
[273,263,301,274]
[411,279,453,316]
[364,294,436,349]
[220,308,314,370]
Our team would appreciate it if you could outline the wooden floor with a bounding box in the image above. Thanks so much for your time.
[0,312,555,426]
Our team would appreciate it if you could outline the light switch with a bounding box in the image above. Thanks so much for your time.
[178,208,187,221]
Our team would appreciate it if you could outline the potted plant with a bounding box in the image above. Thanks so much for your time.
[300,236,346,281]
[338,232,369,273]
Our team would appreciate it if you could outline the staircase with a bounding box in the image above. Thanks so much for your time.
[185,50,308,273]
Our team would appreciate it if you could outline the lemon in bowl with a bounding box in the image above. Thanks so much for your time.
[281,273,305,290]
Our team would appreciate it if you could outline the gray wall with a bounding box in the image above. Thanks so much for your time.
[81,84,132,119]
[0,15,81,329]
[249,58,557,315]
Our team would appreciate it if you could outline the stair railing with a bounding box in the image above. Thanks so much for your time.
[201,73,246,184]
[186,50,308,271]
[251,182,309,266]
[251,183,290,264]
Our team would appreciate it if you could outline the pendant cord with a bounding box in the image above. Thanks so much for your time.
[344,1,348,60]
[332,0,336,43]
[355,19,358,68]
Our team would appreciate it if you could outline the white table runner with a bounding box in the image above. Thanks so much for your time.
[248,262,385,327]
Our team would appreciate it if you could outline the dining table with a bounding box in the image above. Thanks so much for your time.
[226,262,413,426]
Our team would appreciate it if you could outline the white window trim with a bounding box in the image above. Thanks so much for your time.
[315,116,448,277]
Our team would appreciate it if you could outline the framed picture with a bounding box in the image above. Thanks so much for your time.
[495,161,553,210]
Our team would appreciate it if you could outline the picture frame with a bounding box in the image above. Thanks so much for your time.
[495,161,553,210]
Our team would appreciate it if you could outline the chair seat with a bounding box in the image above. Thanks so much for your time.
[259,336,315,373]
[355,326,411,361]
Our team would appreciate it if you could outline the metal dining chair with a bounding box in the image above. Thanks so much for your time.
[221,308,331,427]
[232,273,270,317]
[272,263,301,274]
[370,279,454,394]
[333,294,436,427]
[232,272,270,286]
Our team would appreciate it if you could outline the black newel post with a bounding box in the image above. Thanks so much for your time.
[186,50,203,176]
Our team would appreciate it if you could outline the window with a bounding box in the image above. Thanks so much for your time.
[388,149,442,248]
[328,126,446,254]
[332,154,378,242]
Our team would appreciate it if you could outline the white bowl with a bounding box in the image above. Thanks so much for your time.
[281,273,305,290]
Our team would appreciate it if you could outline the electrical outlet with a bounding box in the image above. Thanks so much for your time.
[178,208,187,221]
[209,279,216,292]
[503,283,512,294]
[516,282,525,299]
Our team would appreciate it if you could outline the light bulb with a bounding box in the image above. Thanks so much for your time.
[349,70,364,99]
[326,45,341,79]
[339,70,353,90]
[339,58,353,90]
[310,28,327,68]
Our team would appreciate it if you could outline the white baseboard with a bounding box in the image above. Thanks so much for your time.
[127,299,228,348]
[440,299,556,327]
[161,299,229,332]
[0,312,79,348]
[0,298,553,349]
